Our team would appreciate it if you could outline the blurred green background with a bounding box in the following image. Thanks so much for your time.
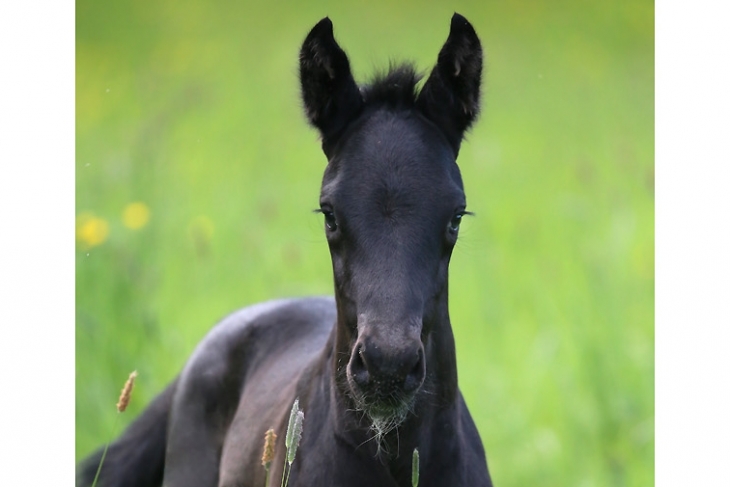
[76,0,654,485]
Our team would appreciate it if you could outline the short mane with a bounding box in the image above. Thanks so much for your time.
[360,64,422,108]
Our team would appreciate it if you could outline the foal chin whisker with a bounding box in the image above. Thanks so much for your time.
[360,420,398,458]
[364,402,411,457]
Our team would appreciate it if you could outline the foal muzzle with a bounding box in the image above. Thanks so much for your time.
[347,335,426,405]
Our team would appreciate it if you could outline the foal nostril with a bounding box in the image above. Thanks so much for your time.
[350,344,369,387]
[403,348,425,394]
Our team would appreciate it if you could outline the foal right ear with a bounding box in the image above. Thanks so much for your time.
[300,18,363,154]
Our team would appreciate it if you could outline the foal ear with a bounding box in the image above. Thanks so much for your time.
[417,13,483,156]
[300,17,364,154]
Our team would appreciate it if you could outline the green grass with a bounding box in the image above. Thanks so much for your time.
[76,1,654,485]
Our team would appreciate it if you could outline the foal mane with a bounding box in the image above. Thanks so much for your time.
[360,63,423,109]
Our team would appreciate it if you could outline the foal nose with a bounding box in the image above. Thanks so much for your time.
[350,340,425,395]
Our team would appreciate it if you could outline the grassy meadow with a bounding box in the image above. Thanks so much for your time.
[76,1,654,485]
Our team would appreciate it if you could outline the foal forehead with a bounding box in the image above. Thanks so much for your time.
[327,110,463,195]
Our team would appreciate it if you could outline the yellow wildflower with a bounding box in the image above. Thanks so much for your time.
[122,202,151,230]
[76,212,110,248]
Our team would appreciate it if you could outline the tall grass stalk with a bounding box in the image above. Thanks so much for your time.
[261,428,277,487]
[91,371,137,487]
[412,448,420,487]
[280,398,304,487]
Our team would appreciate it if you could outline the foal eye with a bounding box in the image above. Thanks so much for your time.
[323,211,338,231]
[448,214,463,233]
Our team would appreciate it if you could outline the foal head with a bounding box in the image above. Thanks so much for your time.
[300,14,482,442]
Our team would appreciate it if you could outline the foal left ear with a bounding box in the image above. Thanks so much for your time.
[417,13,483,156]
[300,17,364,155]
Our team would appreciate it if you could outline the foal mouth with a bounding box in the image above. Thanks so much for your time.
[349,390,414,456]
[346,375,416,435]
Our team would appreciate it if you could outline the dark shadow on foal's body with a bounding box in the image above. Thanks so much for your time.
[78,13,493,487]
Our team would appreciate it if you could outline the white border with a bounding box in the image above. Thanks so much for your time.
[656,1,730,484]
[2,1,728,484]
[0,0,75,483]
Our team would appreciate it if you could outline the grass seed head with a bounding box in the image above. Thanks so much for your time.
[285,398,300,450]
[412,448,420,487]
[116,370,138,412]
[262,428,277,469]
[287,410,304,465]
